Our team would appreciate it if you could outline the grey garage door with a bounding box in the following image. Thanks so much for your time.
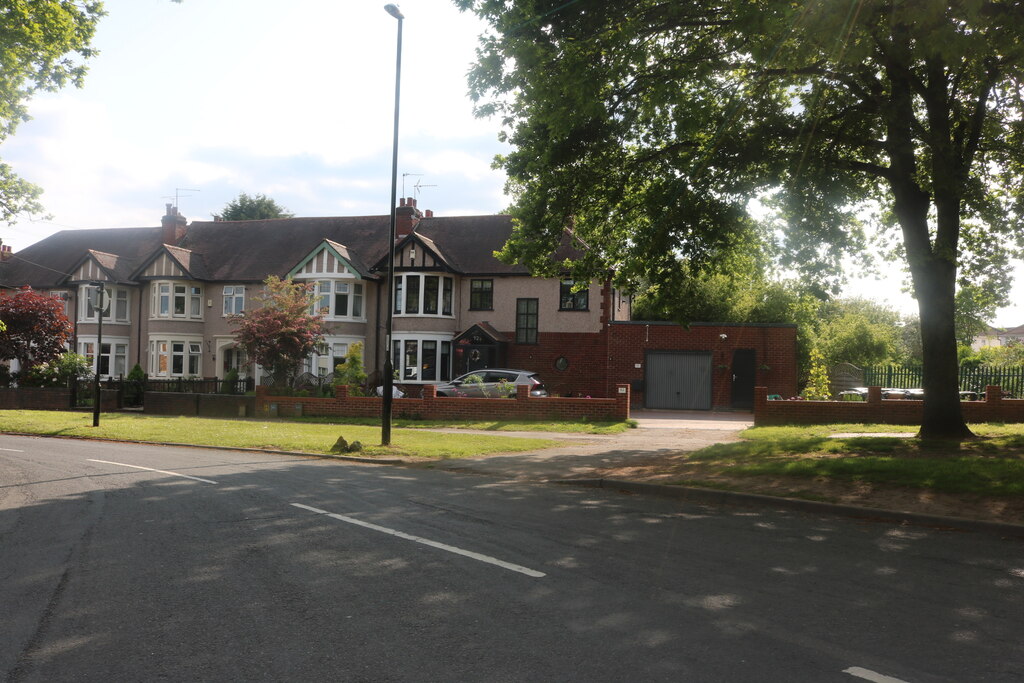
[645,351,713,410]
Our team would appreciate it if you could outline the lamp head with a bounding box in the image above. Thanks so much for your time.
[384,4,403,19]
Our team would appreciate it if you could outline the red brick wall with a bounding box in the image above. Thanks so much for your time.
[0,387,72,410]
[255,383,630,422]
[506,331,607,397]
[607,323,798,408]
[754,385,1024,425]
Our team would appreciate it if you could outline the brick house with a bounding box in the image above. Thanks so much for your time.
[0,201,797,408]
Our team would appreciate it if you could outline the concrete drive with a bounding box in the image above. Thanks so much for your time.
[419,409,753,481]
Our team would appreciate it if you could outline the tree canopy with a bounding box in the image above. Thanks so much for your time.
[229,276,325,381]
[0,287,73,371]
[460,0,1024,437]
[217,193,294,221]
[0,0,104,223]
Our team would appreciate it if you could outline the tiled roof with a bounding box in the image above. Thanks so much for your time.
[0,211,578,289]
[179,216,392,281]
[0,227,166,289]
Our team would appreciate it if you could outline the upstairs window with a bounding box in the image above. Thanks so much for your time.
[559,280,589,311]
[313,280,365,319]
[223,286,245,315]
[393,274,454,317]
[80,285,130,323]
[470,279,493,310]
[152,282,203,320]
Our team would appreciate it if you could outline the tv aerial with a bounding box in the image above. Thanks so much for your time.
[162,188,201,210]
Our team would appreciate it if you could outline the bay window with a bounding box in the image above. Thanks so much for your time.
[80,285,130,323]
[149,337,203,377]
[393,274,454,317]
[391,334,453,382]
[78,338,129,377]
[151,281,203,320]
[313,280,365,319]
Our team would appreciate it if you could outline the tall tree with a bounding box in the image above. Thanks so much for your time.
[218,193,294,221]
[228,276,325,381]
[0,287,73,371]
[460,0,1024,438]
[0,0,104,223]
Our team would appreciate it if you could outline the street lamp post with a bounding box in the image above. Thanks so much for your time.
[90,281,109,427]
[381,3,404,446]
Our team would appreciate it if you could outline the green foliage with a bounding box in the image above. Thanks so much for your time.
[221,367,239,394]
[0,1,104,223]
[218,192,293,221]
[801,348,831,400]
[229,276,326,381]
[18,351,90,387]
[0,286,73,370]
[959,342,1024,370]
[332,342,367,394]
[461,0,1024,435]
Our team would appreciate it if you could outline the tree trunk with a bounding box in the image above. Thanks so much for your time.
[894,185,973,439]
[912,256,974,439]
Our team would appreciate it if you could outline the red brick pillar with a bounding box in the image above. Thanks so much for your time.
[422,384,437,400]
[985,385,1002,403]
[516,384,530,401]
[867,386,883,423]
[754,387,768,425]
[614,383,630,419]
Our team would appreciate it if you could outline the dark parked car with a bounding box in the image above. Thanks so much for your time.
[434,369,548,398]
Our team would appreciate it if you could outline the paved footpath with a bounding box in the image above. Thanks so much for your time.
[416,409,753,481]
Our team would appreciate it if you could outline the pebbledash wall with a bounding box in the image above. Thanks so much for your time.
[754,385,1024,425]
[255,383,631,422]
[606,322,799,408]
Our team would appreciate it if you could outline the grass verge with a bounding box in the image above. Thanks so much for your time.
[0,411,558,459]
[288,415,636,434]
[682,423,1024,497]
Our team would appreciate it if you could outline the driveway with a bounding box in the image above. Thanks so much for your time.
[418,409,753,481]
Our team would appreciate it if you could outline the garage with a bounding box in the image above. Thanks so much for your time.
[644,351,713,410]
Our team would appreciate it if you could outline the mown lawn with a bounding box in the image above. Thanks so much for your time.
[683,423,1024,496]
[0,411,559,459]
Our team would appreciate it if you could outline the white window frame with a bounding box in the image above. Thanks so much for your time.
[79,285,131,324]
[78,336,129,378]
[151,281,204,320]
[310,279,365,320]
[390,333,453,383]
[148,335,204,377]
[393,274,454,318]
[223,285,245,316]
[304,335,364,376]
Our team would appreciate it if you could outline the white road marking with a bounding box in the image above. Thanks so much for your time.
[0,448,24,452]
[86,459,218,484]
[291,502,546,578]
[843,666,911,683]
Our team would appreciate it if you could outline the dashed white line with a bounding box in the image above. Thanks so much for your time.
[0,448,24,452]
[843,666,910,683]
[291,502,546,578]
[86,459,218,484]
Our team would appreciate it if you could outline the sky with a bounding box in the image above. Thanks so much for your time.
[2,0,1022,327]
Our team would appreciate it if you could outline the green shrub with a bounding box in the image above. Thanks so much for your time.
[221,367,239,394]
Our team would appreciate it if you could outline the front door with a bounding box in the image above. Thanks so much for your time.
[731,349,756,410]
[465,345,496,373]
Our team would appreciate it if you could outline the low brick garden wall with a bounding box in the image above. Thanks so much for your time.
[144,392,256,418]
[256,383,631,422]
[754,385,1024,426]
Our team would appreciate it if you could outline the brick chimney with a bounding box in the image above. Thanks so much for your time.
[395,197,422,239]
[161,203,188,244]
[0,242,12,262]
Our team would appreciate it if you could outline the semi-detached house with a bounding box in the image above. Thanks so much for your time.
[0,199,631,398]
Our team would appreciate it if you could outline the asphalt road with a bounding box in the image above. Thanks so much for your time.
[2,434,1022,682]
